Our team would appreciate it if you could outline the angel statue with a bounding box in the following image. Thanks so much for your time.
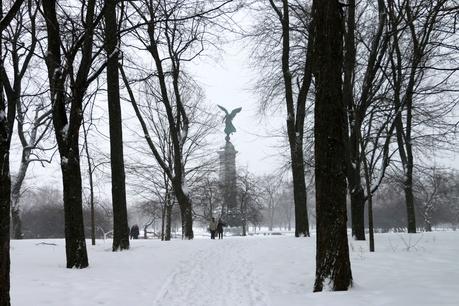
[217,105,242,140]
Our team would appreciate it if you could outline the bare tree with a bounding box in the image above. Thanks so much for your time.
[122,66,218,239]
[1,1,52,240]
[414,167,452,232]
[0,0,28,304]
[312,0,352,292]
[41,0,107,268]
[104,0,129,252]
[120,0,234,239]
[259,174,281,231]
[342,0,391,240]
[251,0,313,237]
[237,169,263,236]
[386,0,459,233]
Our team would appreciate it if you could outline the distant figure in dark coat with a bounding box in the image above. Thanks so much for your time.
[130,224,140,239]
[217,218,226,239]
[209,218,218,239]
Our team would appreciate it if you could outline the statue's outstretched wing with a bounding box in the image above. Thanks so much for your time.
[229,107,242,118]
[217,104,229,115]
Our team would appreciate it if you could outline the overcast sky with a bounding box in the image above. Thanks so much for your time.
[9,8,459,204]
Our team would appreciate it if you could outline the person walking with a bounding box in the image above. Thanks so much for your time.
[217,218,226,239]
[209,218,218,239]
[130,224,140,239]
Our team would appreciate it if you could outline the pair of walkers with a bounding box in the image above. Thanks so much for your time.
[209,218,226,239]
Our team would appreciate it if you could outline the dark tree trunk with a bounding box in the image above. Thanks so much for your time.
[42,0,99,269]
[395,115,416,234]
[10,206,21,240]
[105,0,129,252]
[62,146,88,268]
[312,0,352,292]
[83,124,96,246]
[175,186,193,239]
[404,175,416,233]
[342,0,365,241]
[405,137,416,233]
[425,218,432,232]
[0,3,15,299]
[291,157,310,237]
[0,152,11,306]
[270,0,312,237]
[10,151,29,239]
[161,202,166,241]
[165,199,172,241]
[350,183,365,240]
[362,154,375,252]
[368,194,375,252]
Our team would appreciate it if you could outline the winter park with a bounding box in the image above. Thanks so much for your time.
[1,1,459,306]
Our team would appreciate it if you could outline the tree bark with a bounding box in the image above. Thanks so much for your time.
[291,157,309,236]
[165,198,172,241]
[104,0,129,252]
[313,0,352,292]
[270,0,312,237]
[0,1,17,300]
[342,0,366,241]
[0,154,11,306]
[83,122,95,245]
[62,147,88,268]
[42,0,98,268]
[10,150,29,239]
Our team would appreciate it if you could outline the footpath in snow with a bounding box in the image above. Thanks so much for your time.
[10,231,459,306]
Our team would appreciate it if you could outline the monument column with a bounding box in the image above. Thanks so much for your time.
[216,105,242,227]
[218,138,238,225]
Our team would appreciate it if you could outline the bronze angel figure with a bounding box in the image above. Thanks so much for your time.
[217,105,242,138]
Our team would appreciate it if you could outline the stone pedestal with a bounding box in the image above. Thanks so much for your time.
[218,139,240,226]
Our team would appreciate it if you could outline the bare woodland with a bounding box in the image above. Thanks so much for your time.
[0,0,458,304]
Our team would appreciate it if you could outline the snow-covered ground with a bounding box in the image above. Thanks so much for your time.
[10,231,459,306]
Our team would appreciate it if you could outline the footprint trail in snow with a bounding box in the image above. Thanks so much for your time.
[154,239,269,306]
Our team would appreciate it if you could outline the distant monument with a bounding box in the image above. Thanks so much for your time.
[217,105,242,226]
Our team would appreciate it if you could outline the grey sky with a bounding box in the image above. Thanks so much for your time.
[9,9,459,202]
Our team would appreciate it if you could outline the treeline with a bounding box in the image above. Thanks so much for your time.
[18,187,112,239]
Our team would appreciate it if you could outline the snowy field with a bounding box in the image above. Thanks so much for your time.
[10,231,459,306]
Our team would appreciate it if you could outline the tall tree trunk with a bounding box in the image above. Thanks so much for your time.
[362,152,375,252]
[161,201,166,241]
[347,122,365,241]
[368,194,375,251]
[313,0,352,292]
[105,0,129,251]
[291,157,309,236]
[61,142,89,268]
[165,198,172,241]
[342,0,365,241]
[395,116,416,234]
[42,0,97,269]
[173,180,193,239]
[0,6,13,300]
[270,0,312,237]
[0,148,11,306]
[82,120,95,245]
[10,148,30,239]
[84,132,96,245]
[405,144,416,233]
[404,173,416,233]
[350,181,365,239]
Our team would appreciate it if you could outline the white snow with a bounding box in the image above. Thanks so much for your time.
[10,231,459,306]
[61,124,68,138]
